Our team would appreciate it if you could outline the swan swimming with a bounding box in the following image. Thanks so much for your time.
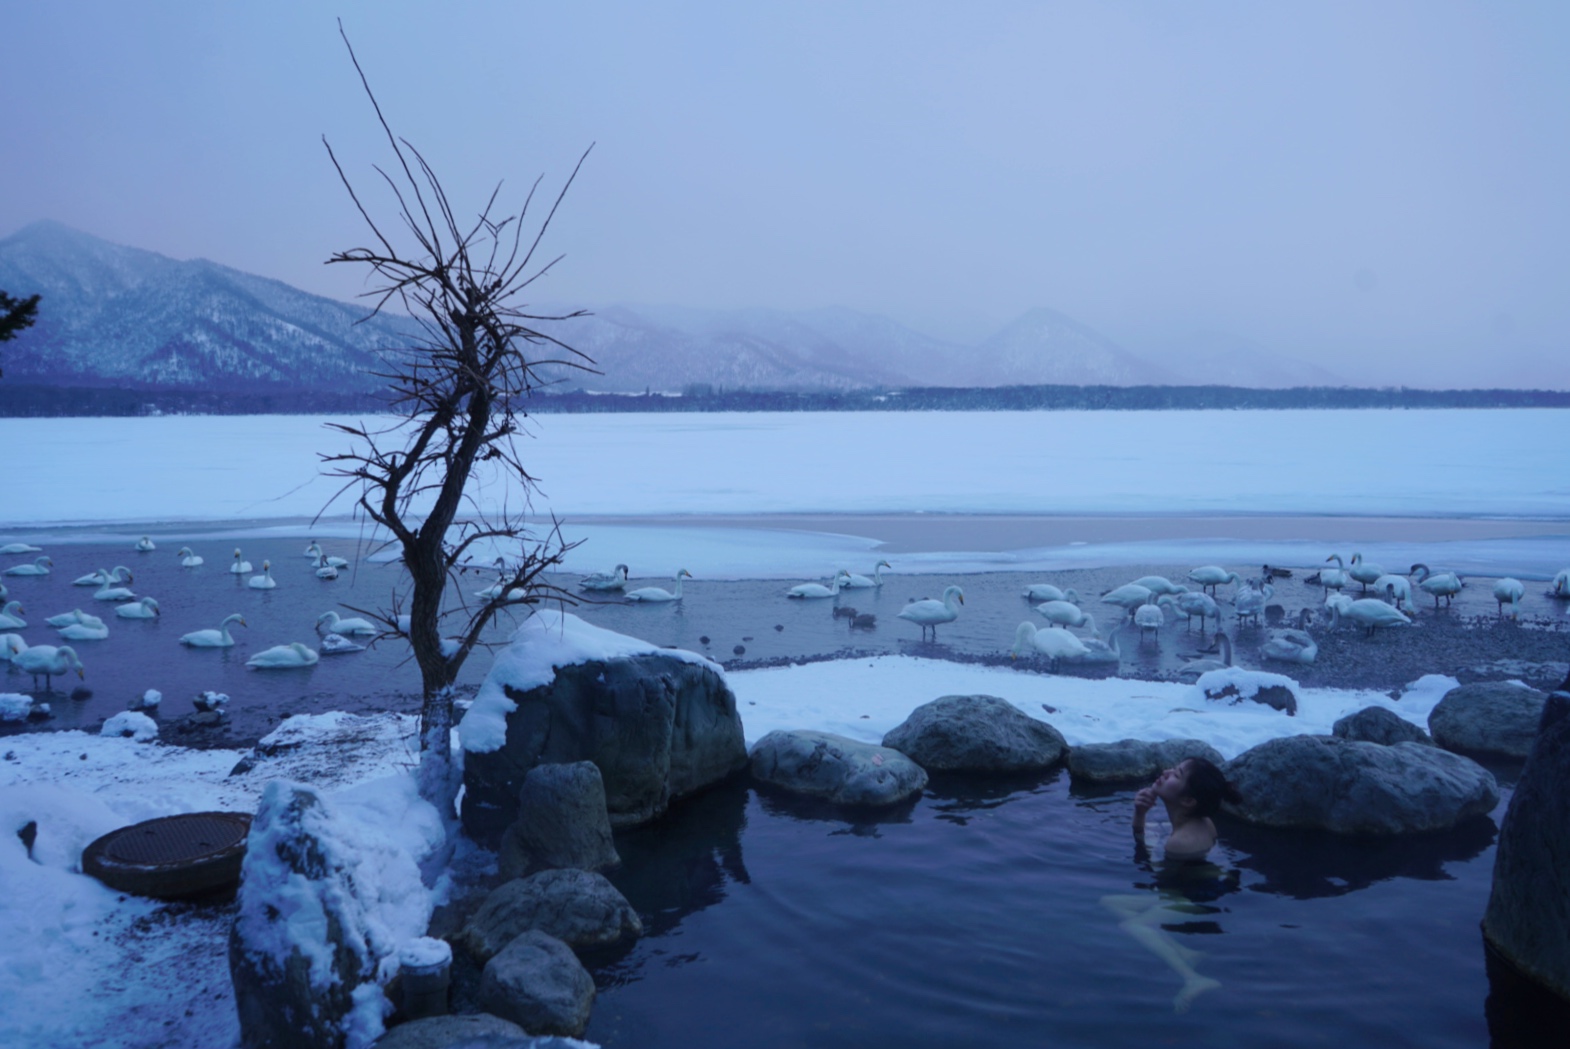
[316,611,378,636]
[247,642,319,669]
[1348,553,1385,593]
[180,613,247,648]
[93,580,135,602]
[579,564,630,592]
[319,632,366,655]
[1022,583,1079,604]
[15,644,86,691]
[45,609,105,629]
[3,556,53,577]
[314,558,339,580]
[787,570,851,599]
[136,536,156,552]
[229,549,253,575]
[248,561,277,590]
[626,569,693,603]
[1330,599,1411,636]
[898,586,964,641]
[1035,600,1095,633]
[1010,621,1090,668]
[116,597,161,620]
[1159,591,1221,631]
[0,601,26,629]
[177,547,204,568]
[74,566,133,587]
[1410,563,1462,608]
[57,620,110,641]
[1493,577,1525,618]
[305,541,325,560]
[1186,566,1241,595]
[1,543,42,555]
[841,561,892,589]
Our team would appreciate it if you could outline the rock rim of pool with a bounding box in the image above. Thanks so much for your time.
[1222,734,1499,835]
[1428,680,1547,759]
[1065,738,1225,784]
[880,694,1067,773]
[750,729,928,806]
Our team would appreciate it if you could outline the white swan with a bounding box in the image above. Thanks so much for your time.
[1159,591,1220,631]
[308,545,350,569]
[316,611,378,636]
[74,566,132,587]
[1493,577,1525,618]
[1410,563,1462,608]
[1348,553,1385,592]
[15,644,86,690]
[1078,628,1121,665]
[1133,601,1165,644]
[1023,583,1079,604]
[116,597,161,620]
[46,609,105,629]
[0,601,26,629]
[0,634,25,662]
[135,536,156,552]
[4,556,53,577]
[177,547,204,568]
[1262,612,1317,665]
[627,569,693,603]
[57,620,110,641]
[1550,569,1570,598]
[314,559,339,580]
[248,561,277,590]
[579,564,630,592]
[319,632,366,655]
[898,586,964,641]
[1177,633,1233,679]
[1,543,42,555]
[247,642,319,669]
[180,613,247,648]
[1330,598,1412,636]
[787,570,851,599]
[1129,575,1188,596]
[229,549,253,575]
[305,541,325,560]
[841,560,892,589]
[1321,555,1350,591]
[1035,600,1095,633]
[92,580,135,602]
[1010,621,1090,668]
[1233,581,1274,627]
[1102,583,1154,620]
[1187,566,1241,595]
[1373,574,1411,609]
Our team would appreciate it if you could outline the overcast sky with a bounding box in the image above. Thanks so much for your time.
[4,1,1567,387]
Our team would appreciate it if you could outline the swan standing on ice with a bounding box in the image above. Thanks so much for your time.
[1177,634,1233,679]
[1035,600,1095,632]
[898,586,964,641]
[1410,563,1462,608]
[1133,600,1165,644]
[0,634,25,662]
[1549,569,1570,598]
[180,613,247,647]
[627,569,693,603]
[1011,621,1090,669]
[58,620,110,641]
[247,642,319,668]
[135,536,156,552]
[1233,581,1274,627]
[1187,567,1240,596]
[46,609,105,629]
[841,561,892,589]
[4,556,52,577]
[0,601,26,629]
[1373,574,1411,609]
[787,570,851,599]
[1493,577,1525,618]
[1159,591,1221,631]
[1321,555,1350,592]
[15,644,86,691]
[1330,599,1411,636]
[1102,583,1155,621]
[248,561,277,590]
[316,611,378,636]
[579,564,630,592]
[177,547,204,567]
[1023,583,1079,603]
[1129,576,1188,597]
[1262,610,1317,665]
[1348,553,1385,593]
[116,597,160,619]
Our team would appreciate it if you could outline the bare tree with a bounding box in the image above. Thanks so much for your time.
[319,26,595,810]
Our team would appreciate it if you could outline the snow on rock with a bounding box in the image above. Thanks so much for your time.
[459,609,720,754]
[1,693,37,722]
[1189,666,1303,714]
[100,710,158,741]
[130,688,162,710]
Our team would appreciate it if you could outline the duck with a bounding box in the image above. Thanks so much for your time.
[1034,600,1095,633]
[92,579,135,602]
[229,549,253,575]
[0,543,43,555]
[1102,583,1155,620]
[1177,633,1233,679]
[1373,574,1411,609]
[3,556,53,577]
[1410,563,1463,608]
[315,611,378,636]
[57,620,110,641]
[248,561,277,590]
[1348,553,1385,593]
[841,560,892,589]
[115,597,160,620]
[1234,580,1274,627]
[1262,610,1318,665]
[1321,555,1350,592]
[579,564,630,592]
[180,613,247,648]
[1133,600,1165,643]
[898,586,964,641]
[135,536,156,552]
[1022,583,1078,604]
[1010,621,1090,669]
[1330,598,1412,636]
[247,642,320,669]
[74,566,133,587]
[45,608,105,629]
[1493,577,1525,618]
[1129,576,1188,596]
[1158,591,1220,631]
[0,601,25,629]
[177,547,204,568]
[1187,566,1241,595]
[1549,569,1570,599]
[626,569,693,603]
[15,644,86,690]
[786,570,851,599]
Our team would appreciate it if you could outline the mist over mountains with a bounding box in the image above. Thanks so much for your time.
[0,221,1343,396]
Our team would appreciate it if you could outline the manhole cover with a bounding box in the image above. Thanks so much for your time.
[82,811,252,900]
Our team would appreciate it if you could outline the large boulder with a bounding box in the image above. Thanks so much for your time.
[459,868,643,963]
[1066,738,1224,784]
[1332,706,1435,747]
[460,612,747,842]
[1223,735,1499,835]
[1483,687,1570,1001]
[477,930,596,1038]
[498,761,619,881]
[1192,667,1299,715]
[750,730,927,806]
[371,1013,541,1048]
[880,694,1067,773]
[1428,681,1547,759]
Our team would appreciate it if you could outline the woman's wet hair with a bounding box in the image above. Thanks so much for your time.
[1182,757,1241,818]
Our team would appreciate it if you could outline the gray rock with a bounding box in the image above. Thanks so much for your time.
[229,782,377,1049]
[477,930,595,1038]
[1066,738,1225,784]
[1428,681,1547,759]
[881,694,1067,773]
[1332,706,1436,747]
[459,868,643,963]
[498,762,619,881]
[1224,735,1499,835]
[372,1013,533,1048]
[750,730,927,806]
[1484,689,1570,1000]
[463,653,747,843]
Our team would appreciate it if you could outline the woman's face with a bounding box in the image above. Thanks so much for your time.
[1153,760,1193,802]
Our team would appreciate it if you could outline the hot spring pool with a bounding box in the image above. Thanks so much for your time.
[583,767,1519,1048]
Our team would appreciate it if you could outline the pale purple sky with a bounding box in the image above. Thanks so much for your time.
[4,1,1567,387]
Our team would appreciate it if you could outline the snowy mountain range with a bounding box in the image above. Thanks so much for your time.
[0,221,1343,394]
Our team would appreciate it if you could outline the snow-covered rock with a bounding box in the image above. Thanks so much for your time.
[881,694,1067,773]
[99,711,157,742]
[750,730,928,807]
